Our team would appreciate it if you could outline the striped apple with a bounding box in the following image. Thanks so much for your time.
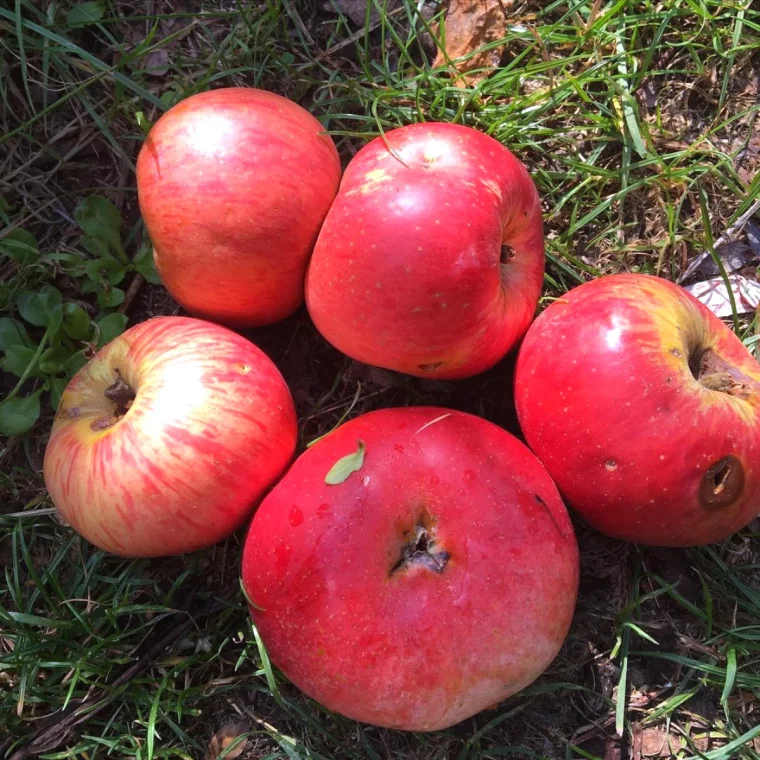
[43,317,297,557]
[306,122,545,379]
[137,88,342,327]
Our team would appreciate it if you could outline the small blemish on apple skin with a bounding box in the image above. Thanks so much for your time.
[289,506,304,527]
[605,460,618,472]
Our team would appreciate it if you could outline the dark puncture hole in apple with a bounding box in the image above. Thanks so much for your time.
[500,244,515,266]
[390,509,449,576]
[699,455,745,510]
[90,369,136,431]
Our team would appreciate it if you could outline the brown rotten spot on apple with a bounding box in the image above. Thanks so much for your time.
[689,347,760,399]
[699,455,745,510]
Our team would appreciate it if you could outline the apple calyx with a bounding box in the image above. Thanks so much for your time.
[90,370,136,432]
[390,513,449,576]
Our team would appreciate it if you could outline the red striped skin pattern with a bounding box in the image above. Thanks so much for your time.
[515,274,760,546]
[136,88,341,327]
[43,317,297,557]
[242,407,579,731]
[305,123,545,380]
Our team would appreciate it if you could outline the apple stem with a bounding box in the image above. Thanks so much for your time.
[90,370,136,431]
[104,369,136,415]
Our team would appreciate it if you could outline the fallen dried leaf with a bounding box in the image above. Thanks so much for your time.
[204,721,249,760]
[144,50,170,77]
[433,0,509,85]
[685,274,760,318]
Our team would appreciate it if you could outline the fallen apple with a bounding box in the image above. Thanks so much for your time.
[137,87,342,327]
[241,407,579,731]
[305,122,545,379]
[43,316,297,557]
[515,273,760,546]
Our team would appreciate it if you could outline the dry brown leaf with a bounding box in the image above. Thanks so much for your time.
[432,0,509,85]
[204,720,250,760]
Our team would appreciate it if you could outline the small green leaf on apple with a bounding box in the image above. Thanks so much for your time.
[325,440,366,485]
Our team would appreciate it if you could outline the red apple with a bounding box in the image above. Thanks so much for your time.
[515,273,760,546]
[43,316,297,557]
[305,122,545,379]
[241,407,579,731]
[137,88,342,327]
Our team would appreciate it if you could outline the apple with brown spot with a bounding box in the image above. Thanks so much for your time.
[43,316,297,557]
[305,122,545,379]
[137,88,341,327]
[515,273,760,546]
[241,407,579,731]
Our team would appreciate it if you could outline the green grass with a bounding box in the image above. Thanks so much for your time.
[2,0,760,758]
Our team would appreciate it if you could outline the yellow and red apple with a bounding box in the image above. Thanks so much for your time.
[43,316,297,557]
[137,88,342,327]
[515,273,760,546]
[242,407,579,731]
[306,123,545,379]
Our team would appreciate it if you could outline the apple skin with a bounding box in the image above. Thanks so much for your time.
[136,88,342,327]
[305,122,545,379]
[241,407,579,731]
[515,273,760,546]
[43,316,297,557]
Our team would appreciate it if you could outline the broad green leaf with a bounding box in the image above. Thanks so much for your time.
[39,345,72,376]
[49,376,69,409]
[80,235,109,259]
[17,286,63,331]
[62,303,92,340]
[66,349,89,374]
[0,318,29,350]
[85,256,127,286]
[96,313,128,346]
[134,243,161,284]
[75,195,125,259]
[67,1,104,27]
[0,393,41,436]
[325,440,366,485]
[97,287,125,309]
[2,344,40,378]
[0,229,39,265]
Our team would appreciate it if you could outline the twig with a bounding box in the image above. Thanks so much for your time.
[7,595,230,760]
[677,197,760,284]
[118,273,145,315]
